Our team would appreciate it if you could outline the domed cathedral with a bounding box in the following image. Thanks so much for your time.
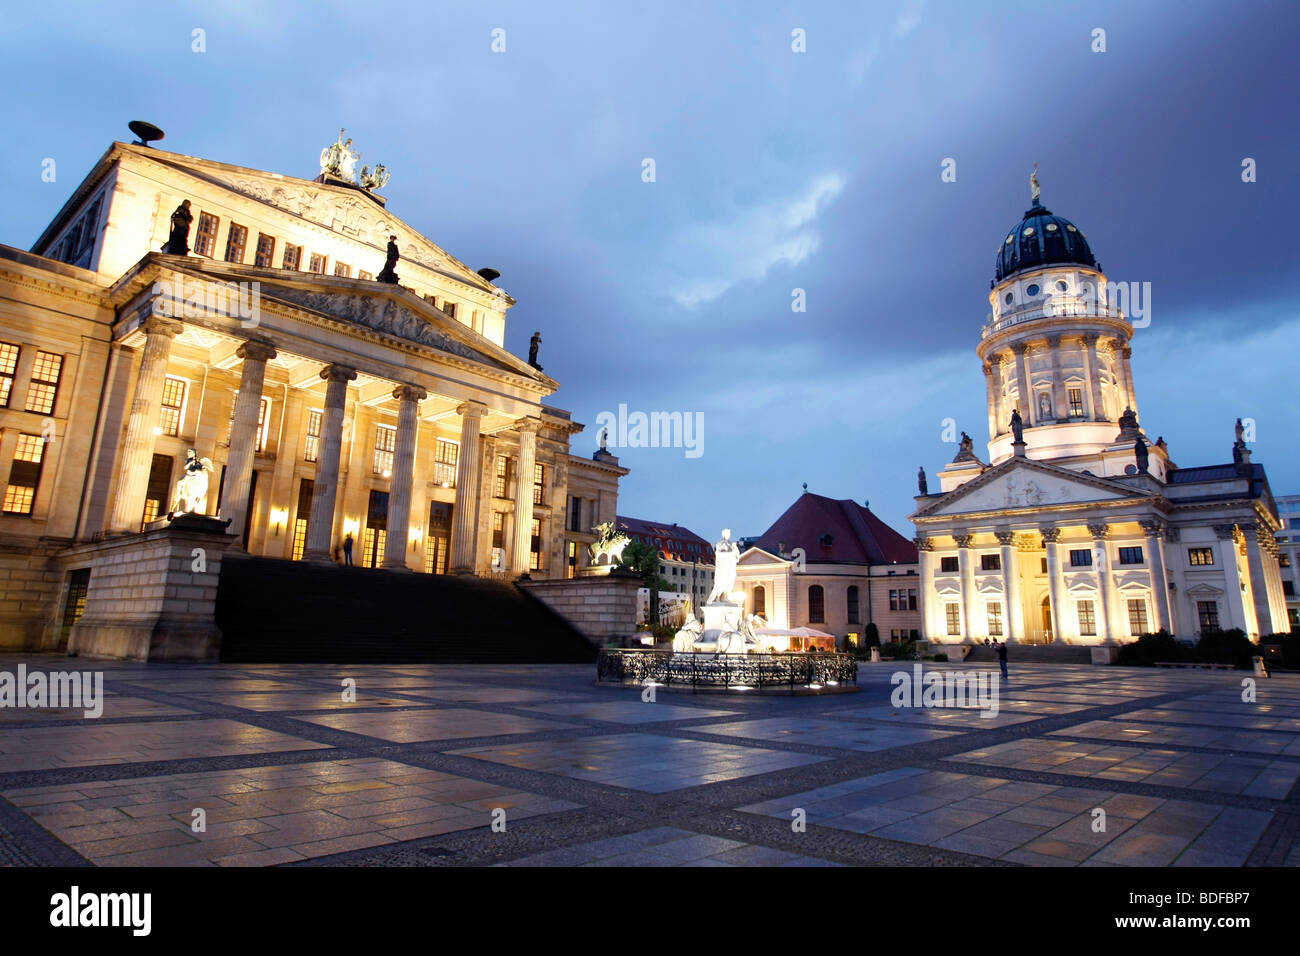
[910,172,1289,650]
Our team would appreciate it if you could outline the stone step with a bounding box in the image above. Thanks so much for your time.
[962,643,1094,664]
[215,556,597,664]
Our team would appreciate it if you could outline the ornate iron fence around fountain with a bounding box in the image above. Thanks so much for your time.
[596,648,857,691]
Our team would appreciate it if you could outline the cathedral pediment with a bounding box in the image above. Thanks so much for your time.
[913,458,1150,519]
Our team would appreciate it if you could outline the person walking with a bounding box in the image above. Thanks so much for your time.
[995,639,1008,680]
[342,533,354,567]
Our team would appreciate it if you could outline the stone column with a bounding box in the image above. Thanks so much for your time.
[1120,345,1139,420]
[450,402,487,574]
[990,355,1005,437]
[1048,335,1069,423]
[108,318,184,531]
[1241,521,1274,637]
[1140,519,1172,634]
[1082,333,1104,421]
[1214,524,1254,634]
[1088,522,1117,641]
[303,365,357,562]
[1012,343,1032,426]
[1041,527,1066,643]
[996,529,1024,642]
[382,384,427,570]
[983,362,998,441]
[915,537,936,639]
[512,418,541,576]
[218,341,277,543]
[954,532,976,641]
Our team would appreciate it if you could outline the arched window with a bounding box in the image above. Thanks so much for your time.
[753,585,766,617]
[847,586,860,624]
[808,585,825,623]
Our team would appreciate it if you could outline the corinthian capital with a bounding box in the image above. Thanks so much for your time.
[1039,527,1061,544]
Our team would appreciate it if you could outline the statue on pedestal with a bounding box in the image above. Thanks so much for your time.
[705,529,739,605]
[1134,435,1149,473]
[168,449,214,518]
[1010,409,1024,444]
[377,235,400,284]
[917,466,928,496]
[953,432,976,462]
[528,331,542,369]
[162,200,192,255]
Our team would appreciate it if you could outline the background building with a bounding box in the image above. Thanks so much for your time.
[615,515,715,603]
[911,181,1289,646]
[0,136,627,653]
[1276,494,1300,630]
[735,491,920,647]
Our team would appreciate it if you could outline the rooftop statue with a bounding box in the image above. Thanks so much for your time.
[320,129,362,183]
[1010,408,1024,443]
[359,163,390,191]
[162,200,192,255]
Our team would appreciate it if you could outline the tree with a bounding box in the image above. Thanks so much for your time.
[618,539,663,626]
[863,622,880,648]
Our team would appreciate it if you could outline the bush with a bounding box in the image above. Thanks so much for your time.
[933,652,949,662]
[1195,628,1255,669]
[878,640,918,661]
[1115,630,1189,667]
[863,623,880,648]
[1261,633,1300,669]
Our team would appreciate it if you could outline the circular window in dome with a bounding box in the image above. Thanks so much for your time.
[1055,280,1068,292]
[1004,292,1014,304]
[1046,223,1058,232]
[1066,224,1077,232]
[1022,226,1035,237]
[1026,283,1040,296]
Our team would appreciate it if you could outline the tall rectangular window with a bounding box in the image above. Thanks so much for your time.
[334,262,352,278]
[433,438,458,487]
[567,541,578,579]
[495,455,513,498]
[530,518,542,571]
[1077,599,1096,635]
[987,601,1003,636]
[1068,387,1084,418]
[889,589,900,611]
[308,253,327,274]
[282,244,302,270]
[3,433,45,515]
[907,588,918,610]
[425,501,452,574]
[159,376,187,437]
[1188,547,1214,566]
[1069,549,1093,567]
[0,342,19,407]
[492,511,504,549]
[254,233,276,267]
[1197,601,1220,633]
[945,603,961,636]
[1127,599,1149,635]
[303,409,322,463]
[224,223,248,263]
[808,585,825,623]
[194,213,219,257]
[291,478,314,561]
[847,586,860,624]
[443,301,457,320]
[25,351,63,414]
[533,462,545,506]
[373,424,396,475]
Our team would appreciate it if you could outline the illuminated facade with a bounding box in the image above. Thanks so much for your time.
[0,139,626,651]
[910,183,1289,645]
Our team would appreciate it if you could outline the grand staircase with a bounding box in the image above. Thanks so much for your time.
[962,642,1094,664]
[215,556,597,664]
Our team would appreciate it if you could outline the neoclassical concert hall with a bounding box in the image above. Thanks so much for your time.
[910,177,1289,647]
[0,133,627,656]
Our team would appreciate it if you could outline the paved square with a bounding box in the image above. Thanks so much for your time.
[0,655,1296,866]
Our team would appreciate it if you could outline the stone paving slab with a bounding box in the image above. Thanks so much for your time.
[293,708,580,743]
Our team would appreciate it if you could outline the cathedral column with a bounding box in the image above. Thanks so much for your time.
[1012,343,1033,426]
[1214,524,1254,634]
[303,364,357,562]
[996,529,1025,642]
[108,317,183,532]
[218,341,277,544]
[1081,333,1104,421]
[450,402,487,574]
[1041,527,1066,643]
[954,533,976,641]
[381,384,427,570]
[1140,519,1172,633]
[1088,522,1117,641]
[983,362,998,441]
[915,537,936,639]
[990,355,1005,436]
[512,418,541,576]
[1048,335,1069,423]
[1119,345,1139,420]
[1241,521,1276,637]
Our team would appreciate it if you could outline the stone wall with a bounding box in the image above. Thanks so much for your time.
[0,544,65,651]
[519,570,640,647]
[61,515,233,661]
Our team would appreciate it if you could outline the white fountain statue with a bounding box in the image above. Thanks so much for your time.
[672,528,772,654]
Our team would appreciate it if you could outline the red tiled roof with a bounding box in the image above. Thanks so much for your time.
[753,493,917,565]
[616,515,715,564]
